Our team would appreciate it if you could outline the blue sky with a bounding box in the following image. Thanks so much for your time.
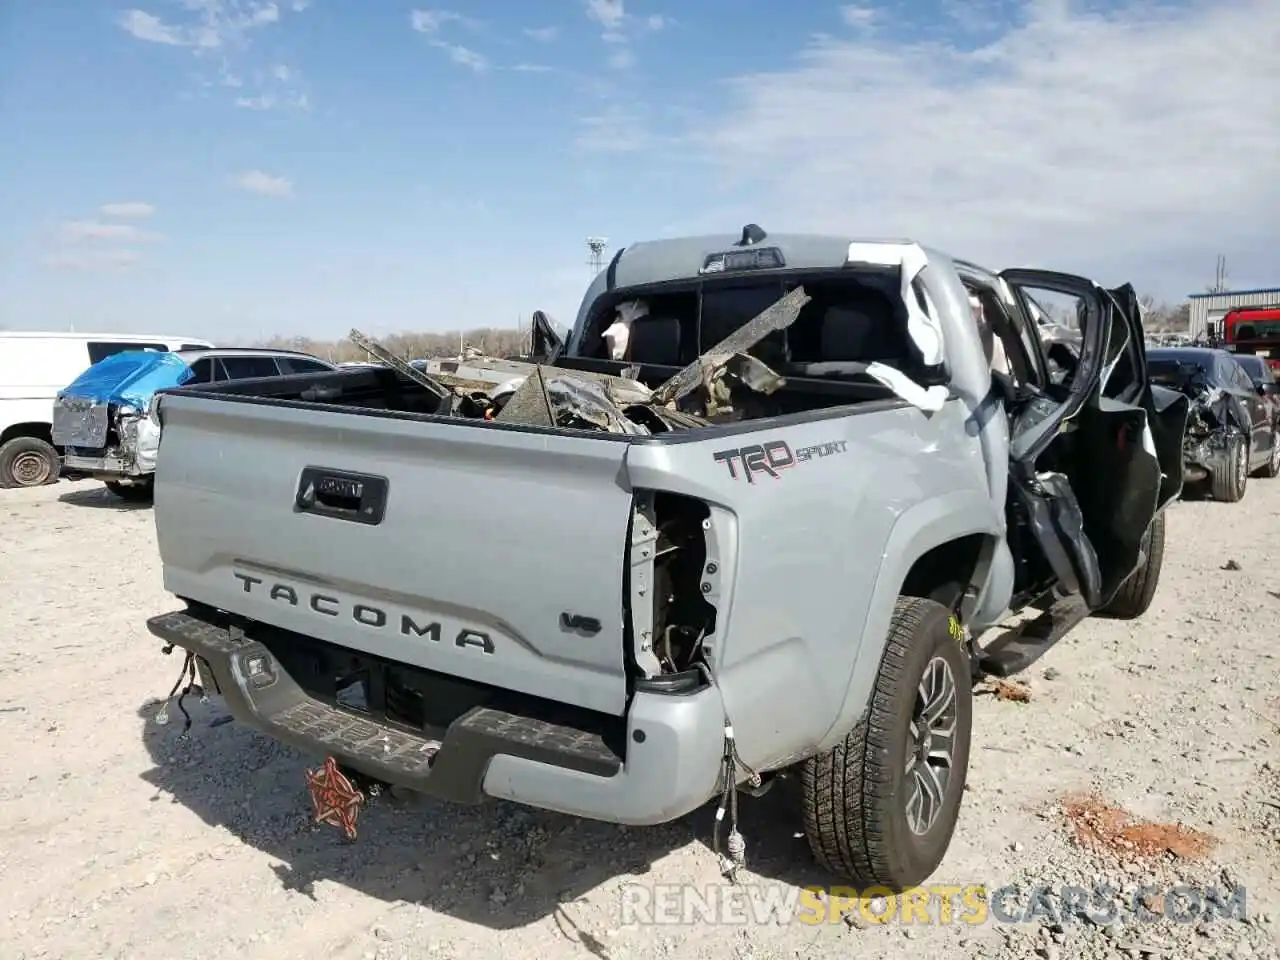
[1,0,1277,341]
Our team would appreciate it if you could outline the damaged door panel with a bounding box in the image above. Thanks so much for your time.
[1109,283,1189,510]
[998,270,1167,609]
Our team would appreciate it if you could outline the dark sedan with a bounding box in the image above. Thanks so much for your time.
[1231,353,1280,422]
[1147,347,1280,501]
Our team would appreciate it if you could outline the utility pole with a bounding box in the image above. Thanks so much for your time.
[1209,255,1229,294]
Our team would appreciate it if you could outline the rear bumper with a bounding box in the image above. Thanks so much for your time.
[146,607,727,826]
[63,451,149,480]
[1184,432,1231,482]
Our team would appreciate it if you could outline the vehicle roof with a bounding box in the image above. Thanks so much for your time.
[570,229,960,333]
[173,346,330,362]
[1226,307,1280,318]
[601,232,940,291]
[1147,346,1231,363]
[0,331,213,343]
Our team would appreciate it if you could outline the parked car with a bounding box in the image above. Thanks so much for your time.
[143,227,1182,889]
[1231,353,1280,422]
[52,346,335,502]
[1147,346,1280,501]
[0,331,213,489]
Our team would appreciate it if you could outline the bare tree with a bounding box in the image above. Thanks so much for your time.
[1136,295,1191,333]
[255,326,529,362]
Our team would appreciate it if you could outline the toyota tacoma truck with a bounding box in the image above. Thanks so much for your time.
[144,227,1187,889]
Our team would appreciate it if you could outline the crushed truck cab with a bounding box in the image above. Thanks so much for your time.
[145,226,1185,888]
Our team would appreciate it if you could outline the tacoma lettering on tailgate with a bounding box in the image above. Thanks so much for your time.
[232,572,495,654]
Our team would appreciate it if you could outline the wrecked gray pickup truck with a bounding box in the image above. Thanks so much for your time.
[145,227,1187,889]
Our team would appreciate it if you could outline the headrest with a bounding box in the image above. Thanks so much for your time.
[627,316,682,366]
[819,298,902,363]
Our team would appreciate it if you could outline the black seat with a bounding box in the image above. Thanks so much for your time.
[626,316,682,366]
[788,297,907,377]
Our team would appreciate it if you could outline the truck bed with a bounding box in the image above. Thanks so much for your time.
[151,362,918,720]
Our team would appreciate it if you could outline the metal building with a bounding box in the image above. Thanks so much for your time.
[1187,287,1280,339]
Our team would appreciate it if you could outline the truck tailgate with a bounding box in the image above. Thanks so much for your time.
[153,395,635,715]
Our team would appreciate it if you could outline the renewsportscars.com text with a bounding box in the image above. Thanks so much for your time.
[619,882,1248,927]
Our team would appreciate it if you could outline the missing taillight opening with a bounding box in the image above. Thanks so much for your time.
[629,491,719,677]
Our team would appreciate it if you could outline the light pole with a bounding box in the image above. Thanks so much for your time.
[586,237,608,278]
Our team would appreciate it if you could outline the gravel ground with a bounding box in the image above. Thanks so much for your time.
[1,479,1278,960]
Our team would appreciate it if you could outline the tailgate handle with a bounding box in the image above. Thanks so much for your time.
[295,467,388,525]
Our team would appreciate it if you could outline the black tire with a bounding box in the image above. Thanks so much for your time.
[1210,433,1248,502]
[0,436,61,489]
[800,596,972,889]
[104,479,154,503]
[1096,511,1166,620]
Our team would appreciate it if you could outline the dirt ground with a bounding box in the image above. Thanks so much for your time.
[2,479,1278,960]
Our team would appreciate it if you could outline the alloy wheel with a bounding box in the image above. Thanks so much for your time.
[904,656,958,836]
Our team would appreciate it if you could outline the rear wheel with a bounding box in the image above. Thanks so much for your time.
[1210,433,1248,502]
[800,596,972,888]
[1096,511,1165,620]
[0,436,61,489]
[105,479,154,503]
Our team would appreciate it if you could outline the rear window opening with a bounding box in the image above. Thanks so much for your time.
[574,270,923,382]
[87,341,168,364]
[168,267,946,434]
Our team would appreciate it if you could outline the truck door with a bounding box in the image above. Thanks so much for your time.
[998,270,1166,610]
[1107,282,1187,511]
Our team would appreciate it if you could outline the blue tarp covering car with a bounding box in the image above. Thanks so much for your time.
[57,350,194,409]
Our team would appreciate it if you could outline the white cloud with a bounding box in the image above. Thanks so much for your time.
[118,2,284,48]
[233,170,294,198]
[524,26,559,42]
[43,206,162,271]
[586,0,625,30]
[694,0,1280,295]
[577,105,650,153]
[937,0,1007,34]
[119,2,308,107]
[231,63,308,110]
[410,9,480,34]
[117,10,200,46]
[43,248,143,272]
[442,44,488,71]
[60,220,162,242]
[99,202,156,219]
[583,1,668,69]
[511,63,554,73]
[840,4,876,29]
[410,9,489,70]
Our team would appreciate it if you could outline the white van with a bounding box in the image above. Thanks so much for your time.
[0,331,214,489]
